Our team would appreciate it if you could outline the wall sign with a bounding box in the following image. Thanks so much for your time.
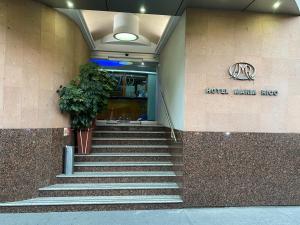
[233,89,256,95]
[205,63,278,97]
[205,88,278,96]
[229,63,255,80]
[206,88,228,95]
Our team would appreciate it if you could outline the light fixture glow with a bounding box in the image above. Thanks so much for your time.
[141,61,145,66]
[273,1,281,9]
[114,33,138,41]
[120,61,133,66]
[66,0,74,8]
[140,6,146,13]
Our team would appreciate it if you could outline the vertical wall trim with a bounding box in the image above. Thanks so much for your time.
[56,9,96,50]
[155,16,181,55]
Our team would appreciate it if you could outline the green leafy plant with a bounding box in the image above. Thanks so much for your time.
[57,63,116,129]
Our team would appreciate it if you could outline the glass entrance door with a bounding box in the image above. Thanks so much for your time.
[97,72,156,121]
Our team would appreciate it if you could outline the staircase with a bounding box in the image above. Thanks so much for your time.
[0,121,183,212]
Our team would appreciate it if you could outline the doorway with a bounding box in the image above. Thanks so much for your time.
[97,70,157,122]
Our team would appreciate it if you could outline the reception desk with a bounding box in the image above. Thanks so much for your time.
[97,97,147,121]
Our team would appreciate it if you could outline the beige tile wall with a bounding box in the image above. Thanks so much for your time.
[0,0,90,128]
[185,9,300,133]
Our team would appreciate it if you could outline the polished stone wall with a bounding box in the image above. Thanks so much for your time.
[0,0,90,128]
[182,131,300,207]
[184,9,300,133]
[0,128,64,202]
[0,0,88,202]
[168,129,184,189]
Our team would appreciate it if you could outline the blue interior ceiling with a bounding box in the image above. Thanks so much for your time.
[90,58,158,72]
[90,59,127,67]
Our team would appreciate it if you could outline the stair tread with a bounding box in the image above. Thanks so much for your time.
[92,145,172,148]
[96,123,164,127]
[39,183,179,191]
[96,120,159,125]
[57,171,180,178]
[93,131,168,134]
[0,195,183,206]
[74,161,173,167]
[75,153,172,157]
[92,138,169,141]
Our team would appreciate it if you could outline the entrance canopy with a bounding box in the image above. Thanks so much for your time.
[35,0,300,16]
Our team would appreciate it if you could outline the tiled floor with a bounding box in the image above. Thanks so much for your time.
[0,207,299,225]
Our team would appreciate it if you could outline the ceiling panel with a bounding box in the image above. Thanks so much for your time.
[35,0,182,15]
[107,0,183,15]
[35,0,300,16]
[176,0,254,15]
[185,0,253,10]
[246,0,300,15]
[35,0,107,10]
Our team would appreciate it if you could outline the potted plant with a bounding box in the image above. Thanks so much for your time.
[78,63,116,128]
[57,63,116,154]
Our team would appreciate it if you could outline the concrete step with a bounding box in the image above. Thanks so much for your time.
[75,152,173,162]
[39,183,180,197]
[93,131,170,138]
[92,138,170,145]
[96,121,159,125]
[94,124,168,132]
[0,195,182,206]
[74,161,174,172]
[56,171,181,183]
[0,195,183,213]
[91,145,174,153]
[40,183,180,190]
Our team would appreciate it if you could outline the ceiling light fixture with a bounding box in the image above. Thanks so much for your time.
[140,6,146,13]
[114,33,138,41]
[66,1,74,8]
[120,61,133,66]
[141,61,145,66]
[113,13,139,41]
[273,1,281,9]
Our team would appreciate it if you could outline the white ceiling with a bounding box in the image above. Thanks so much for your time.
[82,10,171,45]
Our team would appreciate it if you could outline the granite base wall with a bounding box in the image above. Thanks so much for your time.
[182,132,300,207]
[169,129,184,190]
[0,129,65,202]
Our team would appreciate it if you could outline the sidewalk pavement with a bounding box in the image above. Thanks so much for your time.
[0,206,299,225]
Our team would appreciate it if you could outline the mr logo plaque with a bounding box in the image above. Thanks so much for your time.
[229,63,255,81]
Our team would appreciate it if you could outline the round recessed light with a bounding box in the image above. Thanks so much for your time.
[273,1,281,9]
[225,132,231,136]
[66,0,74,8]
[140,6,146,13]
[114,33,138,41]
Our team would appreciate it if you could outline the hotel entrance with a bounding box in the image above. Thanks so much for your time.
[2,0,300,215]
[90,58,157,122]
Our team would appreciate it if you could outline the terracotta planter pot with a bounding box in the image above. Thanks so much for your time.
[77,128,92,155]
